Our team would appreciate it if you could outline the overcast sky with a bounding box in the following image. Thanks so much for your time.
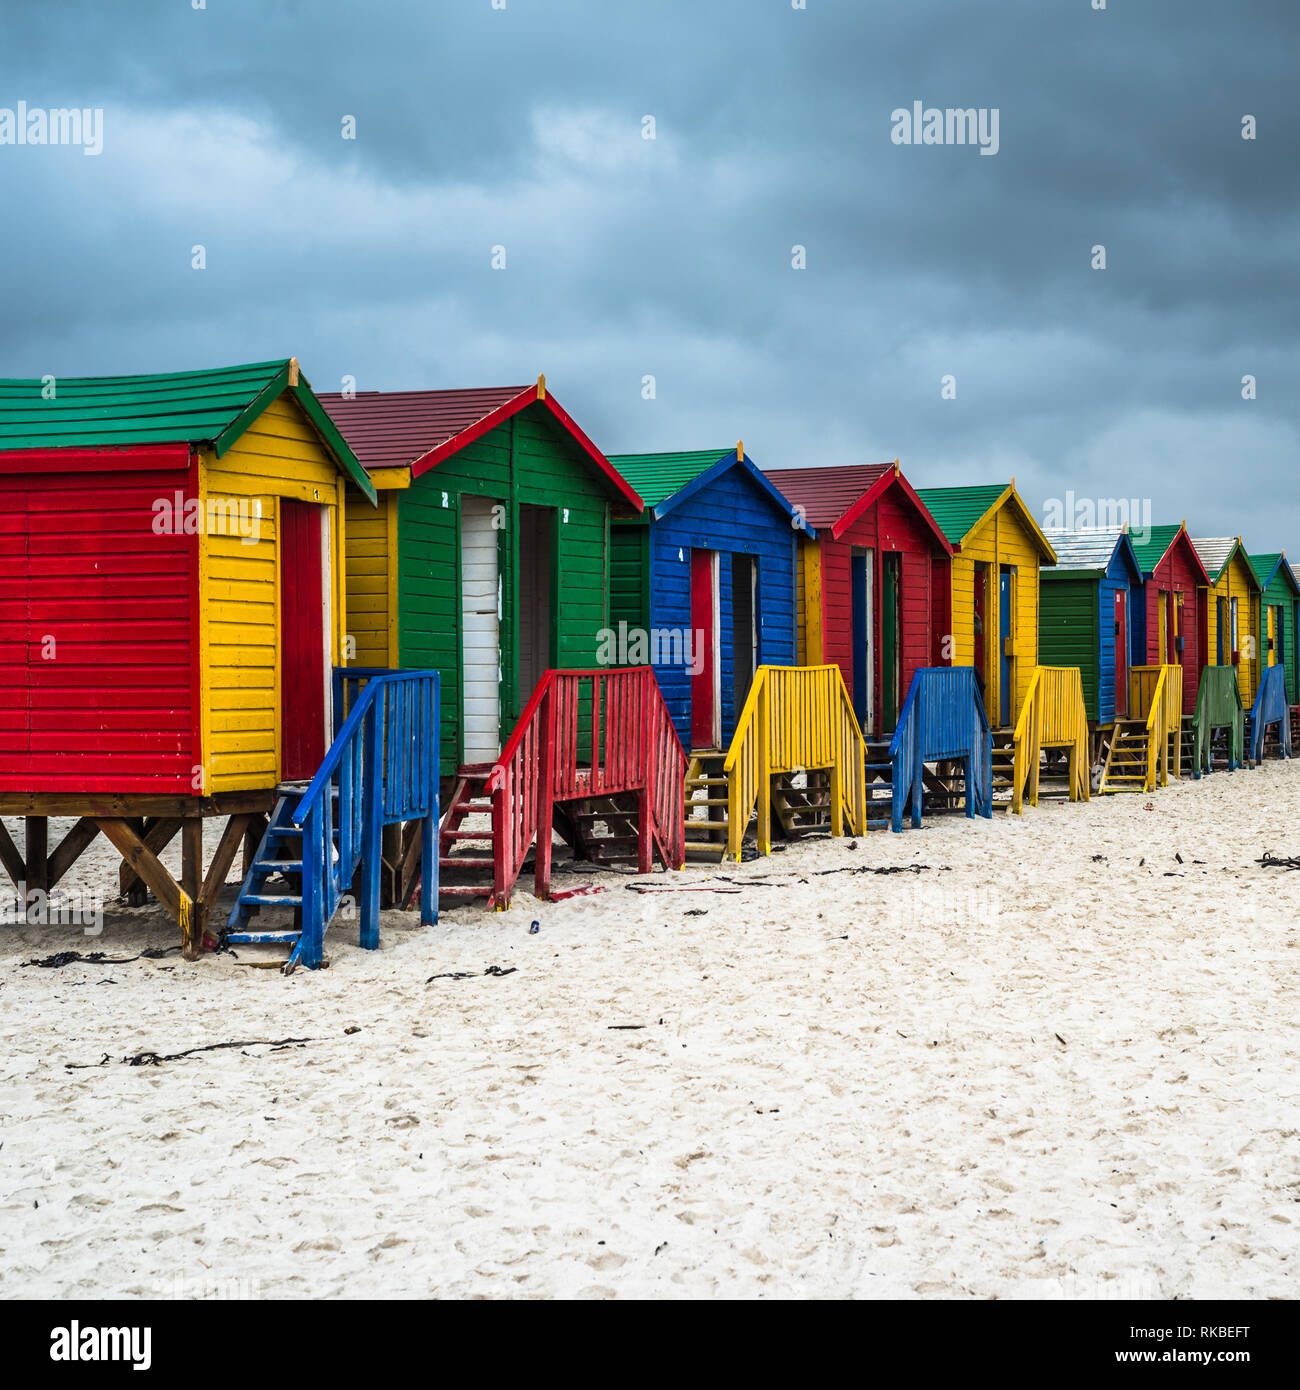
[2,1,1297,545]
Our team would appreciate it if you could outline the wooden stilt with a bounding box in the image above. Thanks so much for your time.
[24,817,48,924]
[181,818,203,960]
[198,813,250,940]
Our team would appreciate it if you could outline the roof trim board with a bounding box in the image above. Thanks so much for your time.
[831,462,954,552]
[408,380,644,511]
[647,448,817,536]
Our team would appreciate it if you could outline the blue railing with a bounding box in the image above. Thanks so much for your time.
[888,667,992,831]
[291,667,440,969]
[1248,663,1291,764]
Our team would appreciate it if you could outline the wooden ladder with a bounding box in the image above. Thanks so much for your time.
[1098,718,1150,792]
[989,729,1017,810]
[438,764,499,903]
[683,751,730,859]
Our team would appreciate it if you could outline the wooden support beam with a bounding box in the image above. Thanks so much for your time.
[241,814,267,879]
[47,817,102,891]
[0,790,274,818]
[92,818,192,943]
[198,813,250,938]
[181,819,203,960]
[119,818,182,897]
[24,818,47,925]
[0,819,24,895]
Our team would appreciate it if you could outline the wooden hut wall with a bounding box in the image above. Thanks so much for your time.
[199,393,347,795]
[0,443,199,794]
[821,481,941,734]
[641,466,797,751]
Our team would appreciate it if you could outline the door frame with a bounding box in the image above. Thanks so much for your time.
[1114,587,1128,718]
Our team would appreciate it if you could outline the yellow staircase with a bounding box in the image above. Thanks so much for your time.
[991,667,1090,812]
[684,664,866,861]
[1098,664,1183,793]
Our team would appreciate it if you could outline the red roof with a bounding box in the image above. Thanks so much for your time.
[763,461,952,551]
[764,462,893,528]
[318,386,528,470]
[318,381,643,509]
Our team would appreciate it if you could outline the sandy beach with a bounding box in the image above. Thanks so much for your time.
[2,763,1298,1301]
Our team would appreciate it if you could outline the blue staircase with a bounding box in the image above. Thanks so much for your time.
[888,667,993,832]
[227,667,440,971]
[1246,663,1291,767]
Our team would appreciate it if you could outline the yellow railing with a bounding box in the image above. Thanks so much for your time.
[1010,666,1091,812]
[722,664,866,861]
[1129,664,1183,788]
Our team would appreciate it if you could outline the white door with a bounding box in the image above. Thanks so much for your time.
[461,496,501,763]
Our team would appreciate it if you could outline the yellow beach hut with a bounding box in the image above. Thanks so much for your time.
[1191,536,1262,707]
[914,482,1057,729]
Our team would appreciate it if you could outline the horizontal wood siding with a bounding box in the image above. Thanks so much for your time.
[824,478,945,734]
[397,480,464,774]
[344,486,395,667]
[0,446,198,793]
[1144,536,1203,713]
[1204,552,1260,707]
[948,500,1043,728]
[202,393,345,792]
[1040,577,1100,720]
[609,521,649,633]
[396,402,613,774]
[645,466,796,749]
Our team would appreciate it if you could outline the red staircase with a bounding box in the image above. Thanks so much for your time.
[439,667,687,907]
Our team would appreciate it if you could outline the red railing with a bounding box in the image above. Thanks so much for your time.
[484,667,687,904]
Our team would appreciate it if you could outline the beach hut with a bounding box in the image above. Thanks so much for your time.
[1252,552,1300,707]
[1039,528,1143,736]
[1127,523,1210,716]
[0,358,438,964]
[761,460,953,737]
[912,483,1057,729]
[605,444,802,753]
[321,378,685,905]
[1190,537,1262,708]
[322,376,644,773]
[1252,552,1300,751]
[605,446,867,859]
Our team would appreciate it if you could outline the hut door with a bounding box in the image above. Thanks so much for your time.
[850,550,873,732]
[1216,598,1226,664]
[279,500,329,783]
[1157,592,1169,663]
[882,554,901,731]
[461,496,502,764]
[972,563,987,702]
[998,567,1013,727]
[1267,606,1277,666]
[690,549,720,750]
[517,504,555,709]
[731,554,758,720]
[1114,590,1128,717]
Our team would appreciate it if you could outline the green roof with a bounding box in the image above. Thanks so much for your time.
[913,484,1009,545]
[0,358,375,502]
[1128,523,1183,574]
[606,448,732,506]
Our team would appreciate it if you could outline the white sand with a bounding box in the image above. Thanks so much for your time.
[2,762,1299,1300]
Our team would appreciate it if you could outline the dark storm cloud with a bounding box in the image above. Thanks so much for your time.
[1,0,1297,543]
